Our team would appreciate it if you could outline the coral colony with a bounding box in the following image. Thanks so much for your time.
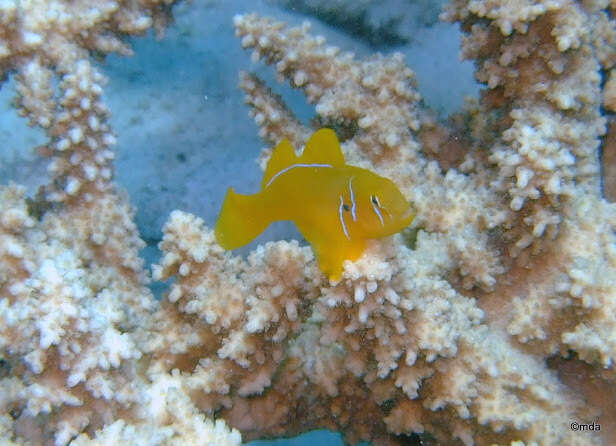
[1,0,615,445]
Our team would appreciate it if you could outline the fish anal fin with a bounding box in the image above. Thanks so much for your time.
[261,138,298,190]
[320,240,366,281]
[296,219,365,281]
[299,128,345,167]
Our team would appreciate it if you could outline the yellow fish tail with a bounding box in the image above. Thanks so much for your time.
[215,188,271,249]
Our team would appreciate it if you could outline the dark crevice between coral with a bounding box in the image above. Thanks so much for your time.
[9,406,22,420]
[402,226,420,250]
[0,357,11,378]
[599,115,616,202]
[25,186,58,221]
[278,0,408,48]
[311,115,358,142]
[396,432,432,446]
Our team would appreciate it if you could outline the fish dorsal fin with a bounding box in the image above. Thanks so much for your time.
[261,138,298,189]
[298,128,346,167]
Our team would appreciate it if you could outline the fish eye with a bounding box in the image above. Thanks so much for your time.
[343,204,350,211]
[371,195,380,206]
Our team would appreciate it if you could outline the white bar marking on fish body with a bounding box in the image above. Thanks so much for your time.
[266,163,333,188]
[349,177,357,221]
[339,195,350,240]
[372,196,385,226]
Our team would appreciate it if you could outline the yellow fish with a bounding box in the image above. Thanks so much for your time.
[215,128,414,281]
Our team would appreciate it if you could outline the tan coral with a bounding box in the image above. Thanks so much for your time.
[149,211,323,398]
[70,390,241,446]
[0,183,156,445]
[0,0,174,203]
[147,9,614,445]
[507,194,616,367]
[604,120,616,201]
[233,13,423,167]
[151,210,598,445]
[443,0,613,255]
[0,0,239,444]
[438,0,616,369]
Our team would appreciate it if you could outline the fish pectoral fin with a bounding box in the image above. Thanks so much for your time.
[299,128,345,167]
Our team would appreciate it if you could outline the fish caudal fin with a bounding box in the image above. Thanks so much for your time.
[215,188,271,249]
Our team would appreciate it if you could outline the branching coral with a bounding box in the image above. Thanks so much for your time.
[150,211,599,445]
[442,0,614,255]
[0,0,177,203]
[0,181,241,445]
[146,9,615,446]
[0,0,242,444]
[439,0,616,369]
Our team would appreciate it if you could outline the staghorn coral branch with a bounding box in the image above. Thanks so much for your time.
[1,0,175,204]
[184,9,613,445]
[443,0,614,254]
[0,0,241,444]
[150,212,599,445]
[142,12,615,444]
[234,12,423,166]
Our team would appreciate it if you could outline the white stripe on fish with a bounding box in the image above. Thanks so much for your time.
[349,177,357,221]
[339,195,350,240]
[371,195,385,226]
[266,163,333,188]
